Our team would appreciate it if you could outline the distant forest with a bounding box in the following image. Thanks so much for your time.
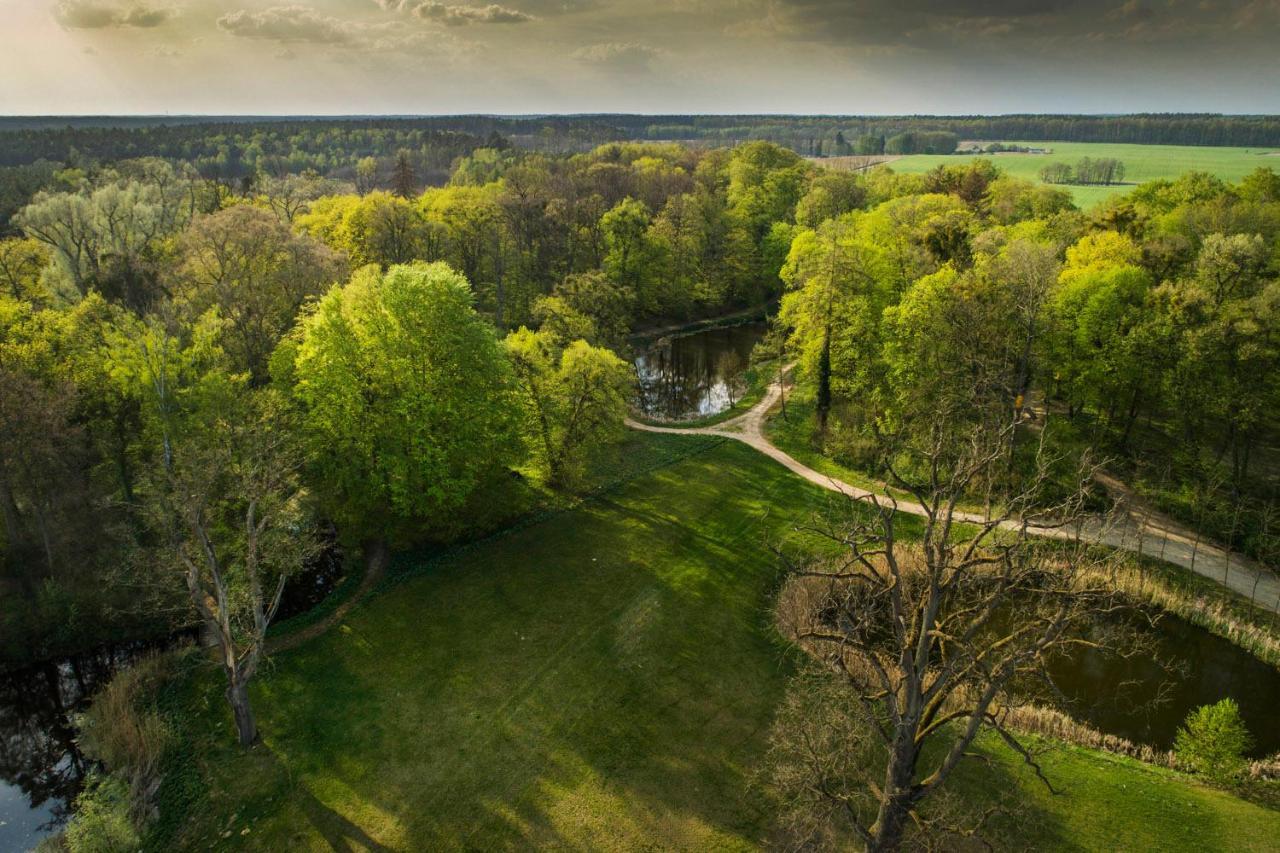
[2,114,1278,231]
[1,113,1278,169]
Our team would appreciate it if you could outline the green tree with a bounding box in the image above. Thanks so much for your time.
[534,270,633,349]
[286,262,522,548]
[0,237,50,304]
[1174,699,1254,783]
[779,217,889,435]
[174,204,347,384]
[391,149,417,199]
[355,156,379,195]
[298,192,434,269]
[602,198,655,310]
[504,327,631,487]
[108,310,313,747]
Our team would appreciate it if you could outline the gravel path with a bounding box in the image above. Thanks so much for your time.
[628,371,1280,612]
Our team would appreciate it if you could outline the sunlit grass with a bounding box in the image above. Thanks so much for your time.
[156,434,1280,850]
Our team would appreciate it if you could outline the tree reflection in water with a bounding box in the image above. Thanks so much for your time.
[633,322,765,420]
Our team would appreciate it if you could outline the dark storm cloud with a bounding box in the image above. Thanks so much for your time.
[757,0,1279,50]
[54,0,174,29]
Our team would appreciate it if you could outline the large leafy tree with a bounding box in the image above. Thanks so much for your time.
[286,262,523,548]
[504,327,631,487]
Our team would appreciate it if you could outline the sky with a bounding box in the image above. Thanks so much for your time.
[1,0,1279,115]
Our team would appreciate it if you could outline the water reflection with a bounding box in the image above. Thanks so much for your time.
[633,322,766,420]
[0,646,148,850]
[1047,612,1280,754]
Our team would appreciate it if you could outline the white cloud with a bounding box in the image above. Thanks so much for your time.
[217,5,358,44]
[378,0,535,25]
[572,41,662,70]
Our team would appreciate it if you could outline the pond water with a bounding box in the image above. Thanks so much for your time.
[1047,611,1280,755]
[632,322,766,420]
[0,644,156,851]
[0,540,344,850]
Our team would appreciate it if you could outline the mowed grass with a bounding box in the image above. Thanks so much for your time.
[160,435,1280,851]
[887,140,1280,208]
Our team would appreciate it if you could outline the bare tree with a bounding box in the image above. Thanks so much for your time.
[770,414,1125,851]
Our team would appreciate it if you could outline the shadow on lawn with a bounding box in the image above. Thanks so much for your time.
[255,744,394,852]
[241,444,1074,850]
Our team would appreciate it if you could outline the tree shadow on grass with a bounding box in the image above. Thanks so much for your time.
[238,443,1017,849]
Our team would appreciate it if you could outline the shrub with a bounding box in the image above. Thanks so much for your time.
[1174,698,1254,783]
[77,649,179,821]
[62,773,140,853]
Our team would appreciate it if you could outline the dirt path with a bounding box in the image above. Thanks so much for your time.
[269,541,389,654]
[627,371,1280,612]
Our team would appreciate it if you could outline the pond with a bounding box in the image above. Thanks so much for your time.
[0,539,345,850]
[0,643,159,852]
[632,322,767,421]
[1047,611,1280,755]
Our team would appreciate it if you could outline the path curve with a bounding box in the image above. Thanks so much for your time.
[269,541,389,654]
[628,371,1280,612]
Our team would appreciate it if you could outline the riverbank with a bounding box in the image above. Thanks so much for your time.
[627,302,773,344]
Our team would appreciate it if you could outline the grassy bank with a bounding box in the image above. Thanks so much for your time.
[151,435,1280,850]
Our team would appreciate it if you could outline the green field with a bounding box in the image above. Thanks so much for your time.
[888,141,1280,208]
[157,435,1280,851]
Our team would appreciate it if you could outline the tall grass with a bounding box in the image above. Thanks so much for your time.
[77,647,186,823]
[1088,561,1280,669]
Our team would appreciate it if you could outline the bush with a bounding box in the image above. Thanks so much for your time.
[62,773,140,853]
[77,649,180,821]
[1174,698,1254,783]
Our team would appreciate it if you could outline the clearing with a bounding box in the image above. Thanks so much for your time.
[863,140,1278,207]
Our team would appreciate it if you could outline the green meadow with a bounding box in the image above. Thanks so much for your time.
[154,434,1280,851]
[888,141,1280,207]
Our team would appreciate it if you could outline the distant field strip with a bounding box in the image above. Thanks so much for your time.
[827,141,1280,207]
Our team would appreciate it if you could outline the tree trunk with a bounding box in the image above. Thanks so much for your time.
[226,679,258,747]
[867,741,919,852]
[816,325,832,440]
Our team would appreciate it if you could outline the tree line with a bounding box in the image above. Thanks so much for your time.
[0,139,837,673]
[638,113,1280,149]
[4,113,1277,180]
[1040,157,1127,185]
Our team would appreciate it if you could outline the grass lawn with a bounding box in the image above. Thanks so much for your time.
[887,141,1280,208]
[154,435,1280,851]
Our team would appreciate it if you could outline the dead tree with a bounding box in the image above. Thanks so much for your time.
[771,415,1126,851]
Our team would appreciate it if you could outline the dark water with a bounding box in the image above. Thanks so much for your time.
[1047,612,1280,755]
[0,643,159,851]
[0,540,344,850]
[633,322,766,420]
